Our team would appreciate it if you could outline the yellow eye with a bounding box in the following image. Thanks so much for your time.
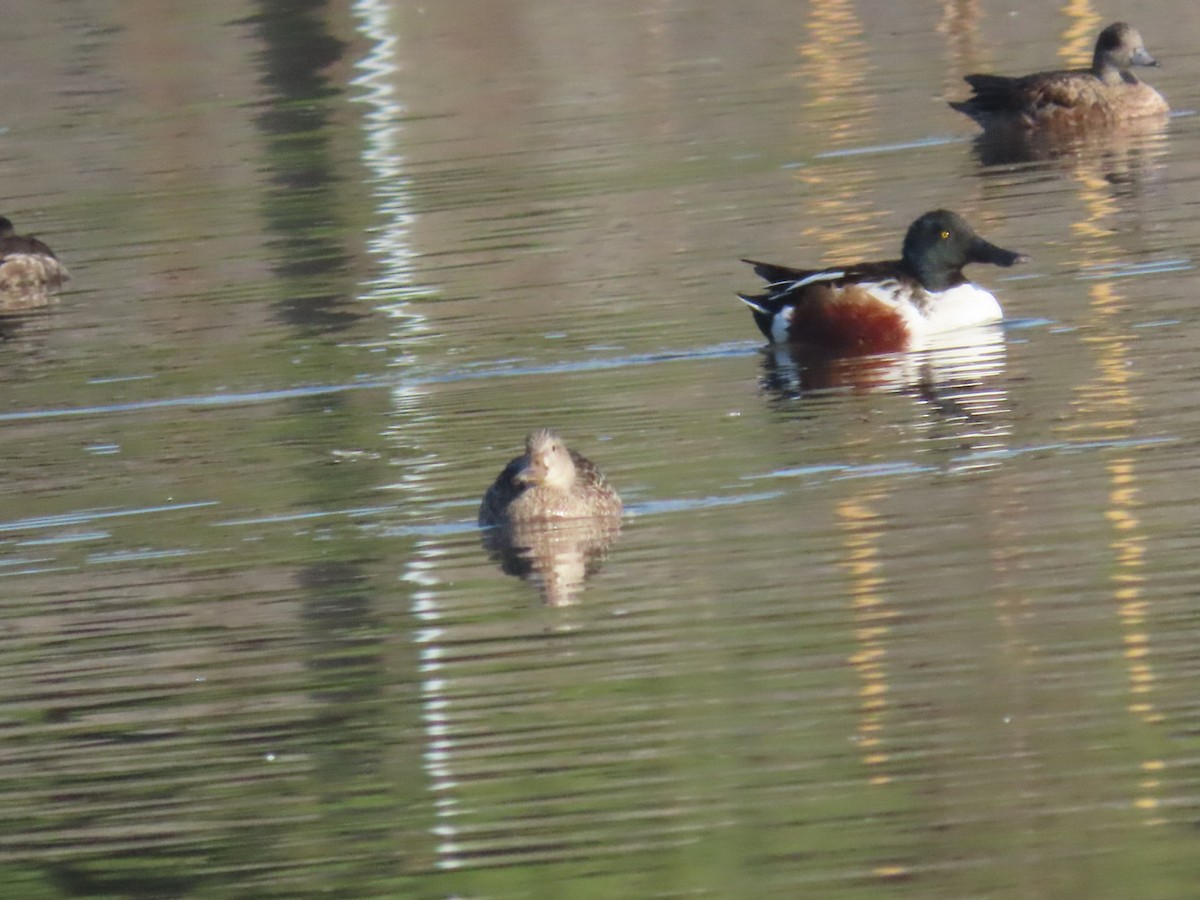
[940,230,950,239]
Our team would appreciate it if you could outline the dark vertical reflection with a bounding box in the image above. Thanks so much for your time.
[244,2,407,894]
[249,0,359,331]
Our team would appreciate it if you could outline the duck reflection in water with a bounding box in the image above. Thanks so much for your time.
[757,324,1007,398]
[479,430,622,606]
[758,328,1011,450]
[968,112,1168,174]
[0,216,69,312]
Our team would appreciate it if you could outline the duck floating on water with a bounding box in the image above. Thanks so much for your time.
[479,430,623,526]
[0,216,69,311]
[738,210,1028,355]
[951,22,1168,130]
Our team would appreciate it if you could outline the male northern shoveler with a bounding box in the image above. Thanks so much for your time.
[951,22,1168,129]
[734,210,1027,355]
[0,216,70,310]
[737,210,1027,354]
[479,430,623,527]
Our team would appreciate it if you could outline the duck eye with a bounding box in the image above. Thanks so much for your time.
[939,230,950,240]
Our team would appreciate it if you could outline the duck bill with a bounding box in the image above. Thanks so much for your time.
[1131,48,1159,67]
[970,236,1029,268]
[514,455,550,487]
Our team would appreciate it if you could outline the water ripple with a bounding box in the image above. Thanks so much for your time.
[0,342,760,422]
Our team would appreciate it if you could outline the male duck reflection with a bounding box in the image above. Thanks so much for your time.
[479,430,622,526]
[738,210,1027,355]
[0,216,69,310]
[951,22,1168,129]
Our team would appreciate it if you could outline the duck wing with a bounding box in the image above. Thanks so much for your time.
[957,69,1098,116]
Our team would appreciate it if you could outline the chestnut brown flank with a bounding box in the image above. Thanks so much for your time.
[788,285,910,354]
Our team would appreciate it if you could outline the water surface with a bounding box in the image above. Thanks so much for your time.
[3,1,1200,897]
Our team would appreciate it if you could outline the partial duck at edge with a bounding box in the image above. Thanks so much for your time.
[0,216,69,311]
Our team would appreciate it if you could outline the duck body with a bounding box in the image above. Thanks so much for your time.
[479,430,622,527]
[951,22,1168,129]
[0,216,69,310]
[738,210,1026,354]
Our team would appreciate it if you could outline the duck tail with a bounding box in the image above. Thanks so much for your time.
[737,292,774,315]
[742,258,807,285]
[957,74,1022,113]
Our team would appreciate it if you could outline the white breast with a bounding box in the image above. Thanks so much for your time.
[918,283,1003,334]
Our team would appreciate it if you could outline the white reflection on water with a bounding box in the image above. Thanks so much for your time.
[0,500,219,533]
[1077,259,1193,280]
[351,0,462,869]
[352,0,436,320]
[812,134,971,159]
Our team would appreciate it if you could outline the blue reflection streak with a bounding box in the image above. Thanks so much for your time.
[0,342,761,422]
[0,501,218,533]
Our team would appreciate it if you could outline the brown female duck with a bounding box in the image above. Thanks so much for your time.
[0,216,69,310]
[951,22,1168,129]
[479,430,622,526]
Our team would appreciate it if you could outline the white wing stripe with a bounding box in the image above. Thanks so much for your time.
[737,293,770,314]
[769,269,846,292]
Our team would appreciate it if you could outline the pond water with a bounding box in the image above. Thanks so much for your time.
[4,1,1200,897]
